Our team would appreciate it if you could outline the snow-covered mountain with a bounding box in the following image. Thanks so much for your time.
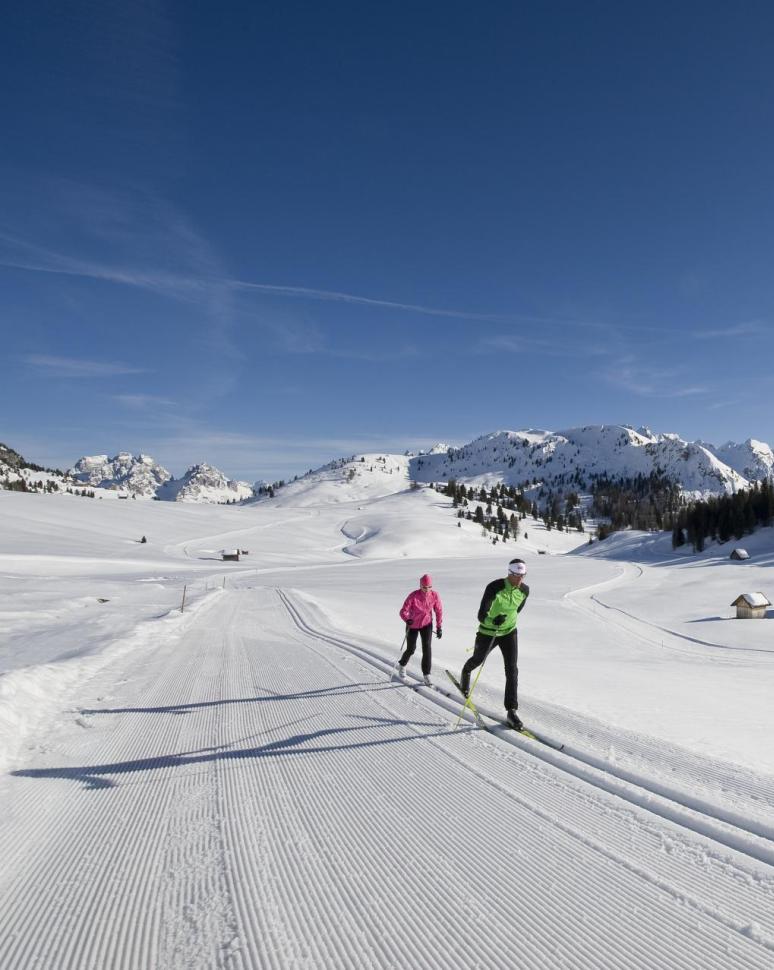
[67,453,253,503]
[408,425,763,498]
[1,443,27,479]
[6,424,774,504]
[264,453,411,507]
[700,438,774,484]
[70,452,172,498]
[1,442,75,493]
[254,425,774,507]
[418,442,452,455]
[156,462,254,504]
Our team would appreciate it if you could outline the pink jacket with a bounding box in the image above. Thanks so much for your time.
[400,589,443,630]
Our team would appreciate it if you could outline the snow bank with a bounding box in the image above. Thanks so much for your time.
[0,590,221,774]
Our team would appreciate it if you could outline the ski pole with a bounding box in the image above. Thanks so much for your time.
[392,629,408,675]
[454,634,497,728]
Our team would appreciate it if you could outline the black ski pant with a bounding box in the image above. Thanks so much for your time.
[461,630,518,710]
[400,623,433,675]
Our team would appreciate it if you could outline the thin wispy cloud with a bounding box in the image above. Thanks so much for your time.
[23,355,147,378]
[0,227,684,333]
[692,320,770,339]
[479,334,611,359]
[298,342,421,362]
[229,279,507,322]
[246,313,327,355]
[668,386,707,398]
[602,358,707,398]
[223,289,689,337]
[114,394,176,410]
[706,398,744,411]
[0,226,214,302]
[334,345,421,362]
[1,180,242,405]
[150,429,438,455]
[0,182,235,324]
[0,234,499,323]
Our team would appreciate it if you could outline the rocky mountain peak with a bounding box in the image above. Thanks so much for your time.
[70,452,172,497]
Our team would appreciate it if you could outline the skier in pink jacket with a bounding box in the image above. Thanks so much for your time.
[395,574,443,686]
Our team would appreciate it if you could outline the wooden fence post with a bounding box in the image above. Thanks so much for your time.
[180,585,187,613]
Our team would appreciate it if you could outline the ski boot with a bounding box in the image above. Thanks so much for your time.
[506,709,523,731]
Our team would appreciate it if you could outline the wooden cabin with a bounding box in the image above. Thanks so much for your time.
[730,592,771,619]
[730,548,750,560]
[222,550,240,562]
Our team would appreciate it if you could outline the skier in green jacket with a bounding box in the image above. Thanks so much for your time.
[458,558,530,729]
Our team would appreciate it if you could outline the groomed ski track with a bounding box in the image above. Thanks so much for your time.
[1,588,773,970]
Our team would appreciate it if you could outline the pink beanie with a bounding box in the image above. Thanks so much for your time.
[420,574,432,588]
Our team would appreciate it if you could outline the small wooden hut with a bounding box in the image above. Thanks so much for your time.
[730,548,750,561]
[730,592,770,619]
[222,550,241,562]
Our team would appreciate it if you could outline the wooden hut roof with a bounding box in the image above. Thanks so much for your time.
[730,592,771,608]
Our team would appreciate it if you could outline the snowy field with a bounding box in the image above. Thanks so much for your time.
[1,476,773,969]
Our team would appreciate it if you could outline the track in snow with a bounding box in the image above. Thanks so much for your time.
[278,587,774,863]
[563,562,774,666]
[1,588,773,970]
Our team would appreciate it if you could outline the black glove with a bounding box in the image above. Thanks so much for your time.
[435,628,442,639]
[492,614,507,627]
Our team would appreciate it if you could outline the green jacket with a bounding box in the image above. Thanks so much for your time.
[477,578,529,636]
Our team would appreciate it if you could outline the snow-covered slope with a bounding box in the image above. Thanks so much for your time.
[266,453,412,507]
[410,425,755,497]
[157,462,254,503]
[2,485,774,969]
[0,443,25,475]
[3,586,773,969]
[70,452,172,497]
[1,442,79,494]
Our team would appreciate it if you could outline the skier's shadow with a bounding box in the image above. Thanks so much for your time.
[80,681,403,716]
[12,715,471,791]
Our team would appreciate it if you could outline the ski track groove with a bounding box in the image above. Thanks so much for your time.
[1,588,773,968]
[2,669,198,969]
[521,693,774,810]
[275,591,773,964]
[239,621,554,970]
[277,587,774,862]
[225,624,442,970]
[277,588,774,953]
[0,595,237,970]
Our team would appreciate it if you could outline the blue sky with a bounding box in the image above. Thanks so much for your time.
[2,1,773,481]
